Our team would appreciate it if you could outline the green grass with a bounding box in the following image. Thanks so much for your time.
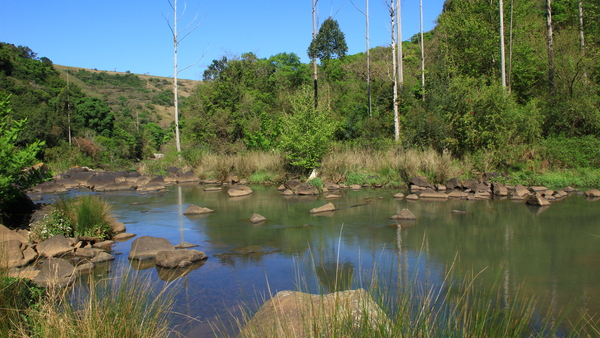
[0,269,44,336]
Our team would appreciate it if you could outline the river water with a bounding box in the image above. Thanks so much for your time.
[61,185,600,336]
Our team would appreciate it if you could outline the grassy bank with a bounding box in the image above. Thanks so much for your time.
[0,265,176,337]
[132,144,600,190]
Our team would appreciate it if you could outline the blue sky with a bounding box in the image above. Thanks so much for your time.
[2,0,445,80]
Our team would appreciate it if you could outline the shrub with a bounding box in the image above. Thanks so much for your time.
[0,273,44,336]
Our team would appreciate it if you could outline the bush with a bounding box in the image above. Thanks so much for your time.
[0,274,44,336]
[541,135,600,169]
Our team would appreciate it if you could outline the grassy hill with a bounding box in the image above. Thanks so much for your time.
[53,65,200,128]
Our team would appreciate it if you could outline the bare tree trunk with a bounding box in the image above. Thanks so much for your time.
[173,0,181,154]
[499,0,507,88]
[578,0,585,54]
[390,1,399,142]
[67,72,72,146]
[312,0,319,109]
[419,0,425,100]
[546,0,555,94]
[366,0,372,117]
[508,0,514,91]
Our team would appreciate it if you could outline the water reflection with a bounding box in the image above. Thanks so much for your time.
[51,185,600,337]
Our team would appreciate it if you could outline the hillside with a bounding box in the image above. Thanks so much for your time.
[53,65,200,128]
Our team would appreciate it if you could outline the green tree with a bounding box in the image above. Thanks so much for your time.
[74,97,114,137]
[307,17,348,61]
[0,95,45,209]
[278,87,338,171]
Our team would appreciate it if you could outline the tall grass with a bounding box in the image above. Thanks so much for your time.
[220,248,600,338]
[192,150,285,182]
[0,261,44,336]
[26,268,176,338]
[321,147,463,186]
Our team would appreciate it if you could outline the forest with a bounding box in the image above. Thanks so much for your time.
[1,0,599,205]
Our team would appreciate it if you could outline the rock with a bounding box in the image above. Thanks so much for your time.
[240,289,389,338]
[281,189,294,196]
[296,183,319,195]
[419,192,448,199]
[73,247,103,258]
[86,173,116,190]
[527,193,551,206]
[36,234,73,258]
[409,176,433,189]
[184,205,215,215]
[0,224,29,244]
[310,203,336,214]
[99,181,134,192]
[564,186,576,192]
[7,267,40,280]
[393,192,405,199]
[113,233,136,241]
[585,189,600,198]
[512,184,531,198]
[108,218,126,233]
[492,183,508,196]
[473,191,491,199]
[324,183,340,190]
[0,240,37,268]
[93,240,115,250]
[410,185,422,193]
[452,210,467,214]
[75,262,95,274]
[204,187,222,191]
[65,166,91,177]
[250,213,267,224]
[129,236,175,260]
[284,179,302,190]
[483,172,500,183]
[445,178,462,190]
[33,182,67,194]
[530,186,548,193]
[405,194,419,200]
[554,190,567,198]
[447,190,468,198]
[324,193,342,199]
[473,183,491,193]
[33,258,75,288]
[164,174,179,185]
[391,208,416,220]
[276,184,286,191]
[155,249,207,268]
[54,178,80,189]
[90,251,115,263]
[228,185,253,197]
[69,171,96,185]
[175,242,199,249]
[138,175,166,192]
[435,184,447,192]
[349,184,362,190]
[201,178,220,185]
[462,179,480,192]
[177,171,200,183]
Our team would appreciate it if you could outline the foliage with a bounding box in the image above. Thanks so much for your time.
[278,87,338,171]
[307,177,323,192]
[307,17,348,61]
[32,196,113,241]
[244,111,281,151]
[0,274,44,337]
[74,97,114,137]
[0,95,45,210]
[541,135,600,169]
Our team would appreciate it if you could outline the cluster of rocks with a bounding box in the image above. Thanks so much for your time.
[29,166,202,196]
[393,174,587,207]
[0,220,131,287]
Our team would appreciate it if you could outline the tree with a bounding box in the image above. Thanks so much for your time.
[308,17,348,108]
[74,97,114,137]
[0,95,45,210]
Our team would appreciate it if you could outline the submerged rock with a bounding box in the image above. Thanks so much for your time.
[184,204,215,215]
[228,185,253,197]
[155,249,207,268]
[250,213,267,224]
[129,236,175,260]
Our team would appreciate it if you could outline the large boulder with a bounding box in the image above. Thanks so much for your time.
[296,183,319,195]
[445,178,462,190]
[492,183,508,196]
[284,179,302,190]
[69,171,96,185]
[310,203,336,214]
[0,240,37,268]
[86,173,116,190]
[527,193,551,207]
[184,205,215,215]
[177,171,201,183]
[108,217,126,233]
[33,258,76,288]
[54,178,81,189]
[36,234,73,258]
[129,236,175,260]
[0,224,29,244]
[512,184,531,199]
[409,176,433,190]
[138,175,166,192]
[391,209,416,220]
[240,289,389,338]
[228,185,253,197]
[99,181,134,192]
[462,179,480,192]
[155,249,207,268]
[90,251,115,263]
[585,189,600,198]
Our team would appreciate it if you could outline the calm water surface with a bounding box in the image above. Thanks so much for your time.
[61,185,600,336]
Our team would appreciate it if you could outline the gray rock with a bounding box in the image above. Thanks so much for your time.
[129,236,175,260]
[109,218,126,233]
[391,209,416,220]
[393,192,405,199]
[296,183,319,195]
[69,171,96,185]
[177,171,200,183]
[175,242,199,249]
[155,249,207,268]
[113,233,136,241]
[184,205,215,215]
[492,183,508,196]
[463,179,480,192]
[92,240,115,250]
[419,192,448,199]
[33,258,75,288]
[284,179,302,190]
[445,178,462,190]
[0,240,36,268]
[310,203,336,214]
[37,234,73,258]
[0,224,29,244]
[54,178,81,189]
[409,176,433,189]
[447,190,468,198]
[527,193,551,206]
[530,186,549,193]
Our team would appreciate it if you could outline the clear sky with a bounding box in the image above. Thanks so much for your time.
[2,0,445,80]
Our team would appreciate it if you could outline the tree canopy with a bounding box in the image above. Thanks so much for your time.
[307,17,348,61]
